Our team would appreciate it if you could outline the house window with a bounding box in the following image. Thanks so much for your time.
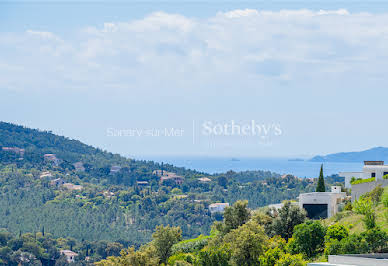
[371,172,376,178]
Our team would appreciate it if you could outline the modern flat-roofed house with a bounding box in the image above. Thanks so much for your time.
[60,250,78,263]
[209,203,229,213]
[339,161,388,188]
[299,186,346,219]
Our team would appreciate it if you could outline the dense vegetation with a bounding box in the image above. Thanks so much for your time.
[0,121,356,265]
[97,186,388,265]
[0,229,129,265]
[0,122,329,247]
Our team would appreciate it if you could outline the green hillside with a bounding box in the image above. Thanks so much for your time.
[0,122,320,250]
[324,186,388,234]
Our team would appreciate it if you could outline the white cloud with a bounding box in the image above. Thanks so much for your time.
[1,9,388,96]
[26,30,62,41]
[221,9,259,18]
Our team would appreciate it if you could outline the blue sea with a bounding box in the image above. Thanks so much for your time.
[134,156,364,178]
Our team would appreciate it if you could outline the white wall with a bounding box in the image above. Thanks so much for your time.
[299,192,345,218]
[339,172,363,188]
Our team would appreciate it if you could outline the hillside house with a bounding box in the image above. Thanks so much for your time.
[198,177,211,182]
[154,170,184,185]
[2,147,25,157]
[340,160,388,188]
[136,181,149,186]
[73,162,85,171]
[299,186,346,219]
[40,171,53,178]
[50,178,65,186]
[60,250,78,263]
[110,165,121,174]
[103,191,115,198]
[62,183,83,190]
[153,169,165,176]
[160,175,184,185]
[209,203,229,213]
[44,154,60,166]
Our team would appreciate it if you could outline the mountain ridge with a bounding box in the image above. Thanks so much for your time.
[310,146,388,162]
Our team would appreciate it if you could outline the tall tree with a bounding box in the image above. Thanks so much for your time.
[223,220,268,266]
[316,164,325,192]
[218,200,251,234]
[151,225,181,263]
[268,201,306,240]
[291,220,326,258]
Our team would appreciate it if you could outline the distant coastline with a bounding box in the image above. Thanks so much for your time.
[288,158,304,162]
[309,147,388,163]
[135,156,363,178]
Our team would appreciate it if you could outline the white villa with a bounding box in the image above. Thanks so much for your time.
[339,161,388,188]
[299,186,346,219]
[60,250,78,263]
[208,203,229,213]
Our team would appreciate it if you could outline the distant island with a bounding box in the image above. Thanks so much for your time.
[288,158,304,162]
[310,146,388,162]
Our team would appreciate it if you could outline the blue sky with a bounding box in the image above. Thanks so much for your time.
[1,1,388,158]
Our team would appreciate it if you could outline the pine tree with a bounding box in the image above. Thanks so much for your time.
[316,164,325,192]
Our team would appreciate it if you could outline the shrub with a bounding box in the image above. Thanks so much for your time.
[196,245,231,266]
[324,239,342,256]
[168,253,195,266]
[171,235,210,254]
[353,198,377,229]
[285,238,298,255]
[275,253,305,266]
[325,233,370,256]
[353,198,372,215]
[383,174,388,180]
[291,220,326,258]
[350,177,375,185]
[325,224,349,242]
[363,211,376,229]
[382,191,388,208]
[361,185,384,204]
[361,228,388,253]
[259,247,284,266]
[344,201,352,211]
[339,234,369,254]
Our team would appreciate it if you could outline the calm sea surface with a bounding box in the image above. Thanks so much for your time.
[134,156,364,178]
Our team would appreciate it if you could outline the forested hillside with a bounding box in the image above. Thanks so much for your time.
[0,122,330,259]
[97,186,388,266]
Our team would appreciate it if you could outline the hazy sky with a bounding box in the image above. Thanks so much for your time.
[1,1,388,158]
